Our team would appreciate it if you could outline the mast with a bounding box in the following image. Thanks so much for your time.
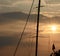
[35,0,40,56]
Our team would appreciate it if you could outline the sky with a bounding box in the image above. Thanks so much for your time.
[0,0,60,16]
[0,0,60,56]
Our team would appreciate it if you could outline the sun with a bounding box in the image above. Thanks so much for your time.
[51,25,57,31]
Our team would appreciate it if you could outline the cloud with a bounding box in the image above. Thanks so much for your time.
[41,0,46,5]
[46,4,60,7]
[46,0,60,4]
[0,0,34,13]
[41,12,60,17]
[0,0,60,13]
[0,0,32,7]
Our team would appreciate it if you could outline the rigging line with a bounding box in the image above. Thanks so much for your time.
[13,0,35,56]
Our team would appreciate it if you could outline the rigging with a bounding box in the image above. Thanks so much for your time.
[13,0,35,56]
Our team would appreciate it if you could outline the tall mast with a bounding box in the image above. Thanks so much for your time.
[35,0,40,56]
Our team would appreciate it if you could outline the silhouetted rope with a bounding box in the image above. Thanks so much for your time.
[13,0,35,56]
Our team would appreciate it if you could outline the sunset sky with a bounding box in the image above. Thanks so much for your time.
[0,0,60,56]
[0,0,60,15]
